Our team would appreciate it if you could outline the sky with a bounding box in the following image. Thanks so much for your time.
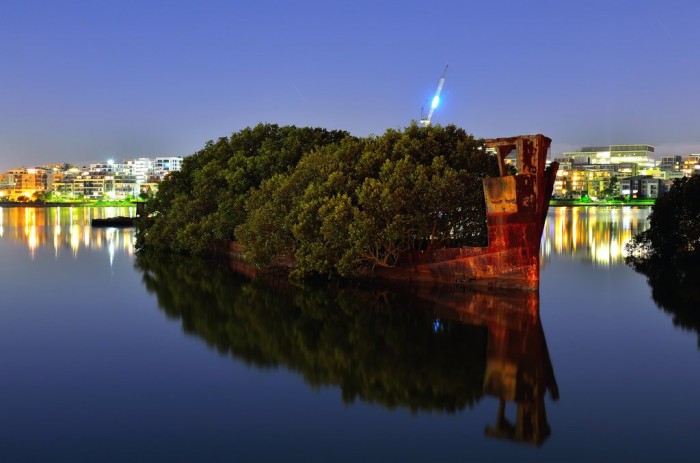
[2,0,699,170]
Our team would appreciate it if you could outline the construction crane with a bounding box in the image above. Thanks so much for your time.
[420,64,448,127]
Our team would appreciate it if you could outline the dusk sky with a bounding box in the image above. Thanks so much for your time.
[2,0,699,170]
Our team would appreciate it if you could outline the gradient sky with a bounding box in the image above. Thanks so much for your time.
[2,0,699,170]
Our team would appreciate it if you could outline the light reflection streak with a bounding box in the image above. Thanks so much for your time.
[2,205,649,269]
[0,207,136,261]
[53,224,61,259]
[541,206,651,267]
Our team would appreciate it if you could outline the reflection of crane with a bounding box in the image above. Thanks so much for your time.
[420,64,448,127]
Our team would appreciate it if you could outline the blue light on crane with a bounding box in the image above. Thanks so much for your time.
[431,95,440,109]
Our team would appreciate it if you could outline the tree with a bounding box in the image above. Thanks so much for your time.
[602,175,619,199]
[137,122,499,281]
[626,175,700,262]
[136,124,349,254]
[236,123,498,278]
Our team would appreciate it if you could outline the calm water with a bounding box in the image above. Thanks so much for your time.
[1,206,698,462]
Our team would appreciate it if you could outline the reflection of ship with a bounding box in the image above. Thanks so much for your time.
[377,135,558,291]
[137,254,559,446]
[411,286,558,445]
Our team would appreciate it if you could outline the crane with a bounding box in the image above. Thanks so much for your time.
[420,64,448,127]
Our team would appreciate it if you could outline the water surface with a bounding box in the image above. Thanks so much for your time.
[1,206,698,462]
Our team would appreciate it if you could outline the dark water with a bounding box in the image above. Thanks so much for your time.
[1,206,698,462]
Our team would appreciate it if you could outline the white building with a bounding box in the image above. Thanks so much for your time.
[153,157,183,177]
[562,144,655,170]
[124,158,154,185]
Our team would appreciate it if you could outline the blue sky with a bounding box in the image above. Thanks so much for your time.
[2,0,699,169]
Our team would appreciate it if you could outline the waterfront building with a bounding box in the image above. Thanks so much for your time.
[682,155,700,176]
[0,173,14,199]
[659,155,682,172]
[2,154,183,200]
[0,168,53,199]
[562,144,655,170]
[113,174,139,199]
[553,164,616,198]
[124,158,154,185]
[555,143,659,198]
[153,157,183,178]
[656,156,686,181]
[620,175,666,199]
[52,175,77,198]
[71,174,115,200]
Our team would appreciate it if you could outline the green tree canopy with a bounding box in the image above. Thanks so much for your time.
[236,123,498,278]
[137,122,499,280]
[627,175,700,262]
[136,124,349,254]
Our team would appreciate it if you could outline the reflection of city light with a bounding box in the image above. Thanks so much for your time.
[53,224,61,258]
[109,241,115,267]
[71,224,80,256]
[106,228,115,267]
[23,208,38,259]
[27,226,37,258]
[0,207,136,259]
[542,207,651,266]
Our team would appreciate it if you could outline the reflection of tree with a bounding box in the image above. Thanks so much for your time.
[628,258,700,348]
[135,253,558,443]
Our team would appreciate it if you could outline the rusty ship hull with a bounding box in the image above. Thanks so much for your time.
[222,134,558,292]
[376,134,558,291]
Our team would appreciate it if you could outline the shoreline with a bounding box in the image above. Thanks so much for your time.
[1,201,653,209]
[0,202,138,208]
[549,200,655,207]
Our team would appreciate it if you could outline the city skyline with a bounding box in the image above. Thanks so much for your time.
[2,0,699,170]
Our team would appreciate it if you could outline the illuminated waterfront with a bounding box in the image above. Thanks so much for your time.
[1,205,651,267]
[1,206,699,462]
[0,206,135,261]
[542,206,651,266]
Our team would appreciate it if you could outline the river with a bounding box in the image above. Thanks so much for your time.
[0,206,698,462]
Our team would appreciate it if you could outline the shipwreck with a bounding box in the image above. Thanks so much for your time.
[375,134,558,291]
[226,134,558,292]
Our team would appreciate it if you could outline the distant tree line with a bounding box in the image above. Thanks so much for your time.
[136,123,499,278]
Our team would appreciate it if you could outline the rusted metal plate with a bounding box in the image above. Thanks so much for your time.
[484,176,518,214]
[387,134,555,291]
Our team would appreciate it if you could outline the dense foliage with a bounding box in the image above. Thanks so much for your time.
[137,123,499,278]
[626,175,700,262]
[136,124,349,255]
[135,253,487,412]
[626,175,700,347]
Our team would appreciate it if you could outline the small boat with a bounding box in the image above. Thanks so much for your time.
[91,216,135,227]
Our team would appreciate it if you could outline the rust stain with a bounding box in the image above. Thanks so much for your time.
[382,134,559,291]
[222,134,560,292]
